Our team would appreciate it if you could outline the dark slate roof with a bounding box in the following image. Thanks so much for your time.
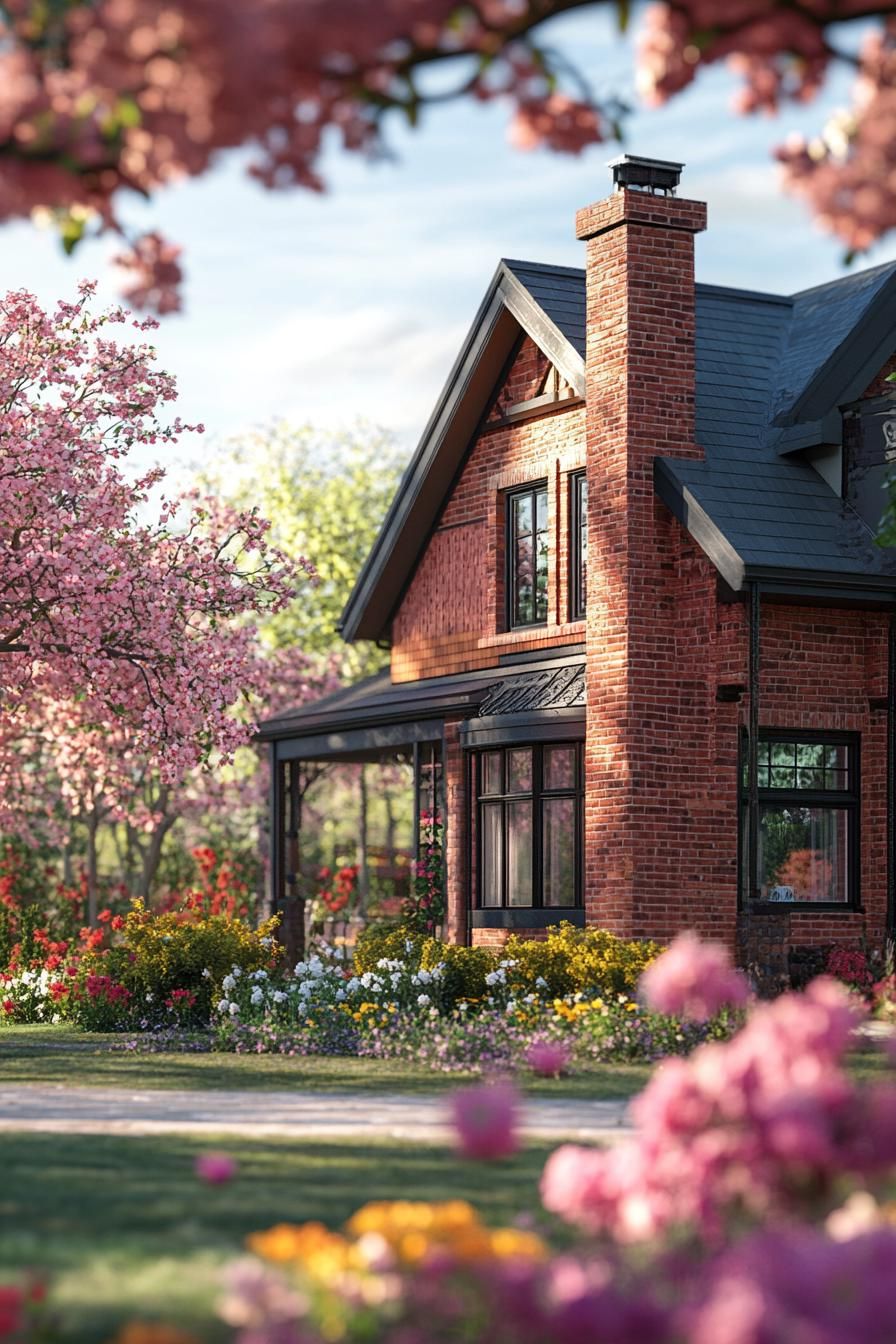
[477,663,585,716]
[259,652,585,743]
[502,259,586,360]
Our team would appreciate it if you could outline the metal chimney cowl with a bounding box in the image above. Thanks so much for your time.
[607,154,684,196]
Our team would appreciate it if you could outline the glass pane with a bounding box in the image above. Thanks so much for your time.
[535,488,548,623]
[481,752,502,796]
[514,535,535,624]
[543,797,576,906]
[507,801,533,907]
[544,746,576,791]
[512,493,532,539]
[480,804,503,907]
[771,767,794,789]
[756,805,850,903]
[797,744,824,769]
[535,487,548,533]
[507,749,532,794]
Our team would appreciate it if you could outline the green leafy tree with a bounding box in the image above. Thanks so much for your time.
[203,422,404,680]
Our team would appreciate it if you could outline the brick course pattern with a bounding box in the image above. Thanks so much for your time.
[391,337,586,683]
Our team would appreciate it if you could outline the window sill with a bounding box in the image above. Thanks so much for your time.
[479,622,585,652]
[743,903,864,916]
[471,908,585,930]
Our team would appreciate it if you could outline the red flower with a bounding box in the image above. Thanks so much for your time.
[2,999,14,1014]
[97,908,112,924]
[111,915,125,931]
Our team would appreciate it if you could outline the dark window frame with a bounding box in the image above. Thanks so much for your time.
[738,728,861,912]
[505,481,549,630]
[472,742,583,912]
[569,470,588,622]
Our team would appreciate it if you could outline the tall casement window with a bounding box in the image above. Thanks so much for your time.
[476,743,582,909]
[740,732,859,907]
[570,470,588,621]
[507,483,548,628]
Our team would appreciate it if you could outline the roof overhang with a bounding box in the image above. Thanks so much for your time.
[775,269,896,456]
[338,262,585,644]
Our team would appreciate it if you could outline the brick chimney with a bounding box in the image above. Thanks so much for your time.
[578,157,715,940]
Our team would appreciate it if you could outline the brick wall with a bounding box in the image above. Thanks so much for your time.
[391,337,587,683]
[577,188,716,940]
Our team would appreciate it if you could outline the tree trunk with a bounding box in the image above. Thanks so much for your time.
[85,813,99,927]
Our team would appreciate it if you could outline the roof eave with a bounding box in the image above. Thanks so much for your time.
[653,457,746,590]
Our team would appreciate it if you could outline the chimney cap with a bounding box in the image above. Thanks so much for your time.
[607,154,684,196]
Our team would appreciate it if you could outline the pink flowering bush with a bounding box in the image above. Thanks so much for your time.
[639,930,751,1022]
[205,938,896,1344]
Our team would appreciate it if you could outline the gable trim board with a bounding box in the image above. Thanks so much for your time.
[340,256,896,647]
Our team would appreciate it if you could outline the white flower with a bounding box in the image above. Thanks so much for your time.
[201,968,212,980]
[250,987,264,1006]
[217,999,230,1013]
[535,977,547,989]
[417,993,430,1006]
[231,965,242,979]
[252,969,268,981]
[417,968,432,985]
[260,936,273,947]
[273,990,286,1005]
[229,1002,240,1017]
[294,961,308,976]
[51,1014,60,1025]
[335,989,346,1002]
[145,993,154,1003]
[360,972,374,989]
[391,972,401,987]
[346,977,360,994]
[485,970,505,987]
[222,974,236,993]
[298,981,313,998]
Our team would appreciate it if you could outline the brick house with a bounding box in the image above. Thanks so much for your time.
[260,156,896,976]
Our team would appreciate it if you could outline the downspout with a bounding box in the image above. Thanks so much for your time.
[748,583,761,903]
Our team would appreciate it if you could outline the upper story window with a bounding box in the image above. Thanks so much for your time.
[740,731,859,908]
[570,471,587,621]
[507,482,548,628]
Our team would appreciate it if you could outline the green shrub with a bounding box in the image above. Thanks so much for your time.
[353,919,660,1009]
[102,900,280,1023]
[421,939,496,1007]
[504,923,661,998]
[353,923,424,973]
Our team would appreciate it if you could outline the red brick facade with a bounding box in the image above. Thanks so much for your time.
[385,185,894,966]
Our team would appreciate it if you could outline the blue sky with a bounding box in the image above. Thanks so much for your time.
[1,8,892,475]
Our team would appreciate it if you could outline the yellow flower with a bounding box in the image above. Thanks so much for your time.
[626,1002,638,1012]
[247,1222,355,1279]
[344,1201,544,1266]
[107,1327,201,1344]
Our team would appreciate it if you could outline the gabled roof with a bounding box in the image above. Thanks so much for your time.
[338,260,585,643]
[341,254,896,645]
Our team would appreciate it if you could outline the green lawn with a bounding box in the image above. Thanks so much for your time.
[0,1024,654,1099]
[0,1130,556,1342]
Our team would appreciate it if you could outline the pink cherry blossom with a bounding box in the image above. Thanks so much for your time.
[639,932,751,1022]
[449,1080,520,1160]
[0,283,306,852]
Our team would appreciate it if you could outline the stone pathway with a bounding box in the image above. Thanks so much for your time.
[0,1084,632,1143]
